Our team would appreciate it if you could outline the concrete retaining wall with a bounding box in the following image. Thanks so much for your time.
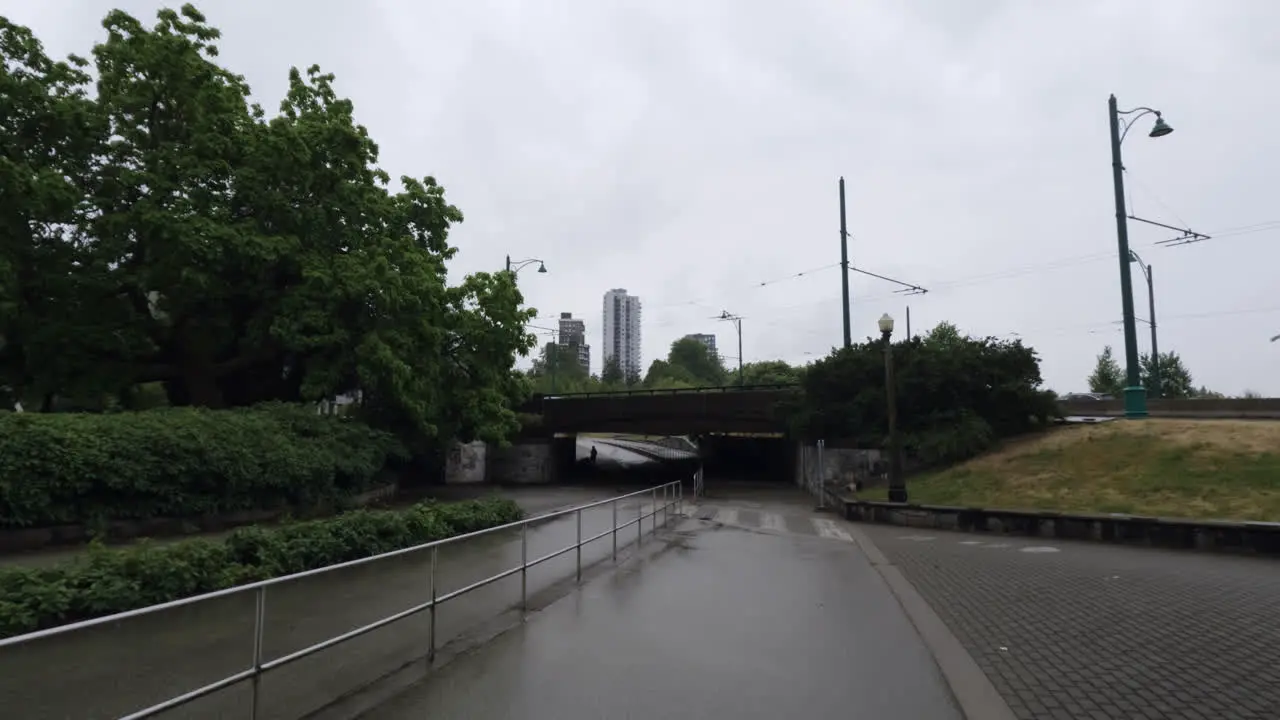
[486,440,554,484]
[844,500,1280,557]
[444,441,487,484]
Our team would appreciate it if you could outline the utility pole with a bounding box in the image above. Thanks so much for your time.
[1129,251,1160,398]
[717,311,744,386]
[839,177,852,349]
[906,305,912,339]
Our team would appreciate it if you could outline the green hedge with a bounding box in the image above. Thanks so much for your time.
[0,496,523,639]
[0,404,407,528]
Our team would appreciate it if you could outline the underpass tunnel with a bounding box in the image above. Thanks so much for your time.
[695,433,791,484]
[551,433,700,486]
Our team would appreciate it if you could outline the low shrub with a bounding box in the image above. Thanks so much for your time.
[0,404,407,529]
[0,496,522,639]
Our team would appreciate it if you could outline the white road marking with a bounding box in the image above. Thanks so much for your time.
[715,508,740,527]
[812,518,854,542]
[682,504,699,517]
[1020,546,1061,553]
[959,540,984,545]
[759,512,786,533]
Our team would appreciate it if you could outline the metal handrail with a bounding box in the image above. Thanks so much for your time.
[2,481,685,719]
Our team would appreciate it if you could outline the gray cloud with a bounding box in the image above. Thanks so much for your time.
[10,0,1280,393]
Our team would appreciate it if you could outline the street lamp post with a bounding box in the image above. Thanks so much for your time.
[878,313,906,503]
[1108,94,1173,418]
[506,255,548,275]
[1129,250,1160,398]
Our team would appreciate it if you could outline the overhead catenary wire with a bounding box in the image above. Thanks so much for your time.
[524,219,1280,334]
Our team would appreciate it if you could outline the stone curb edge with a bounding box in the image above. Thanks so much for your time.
[844,522,1017,720]
[844,500,1280,557]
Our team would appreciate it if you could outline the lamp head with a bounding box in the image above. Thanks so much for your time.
[1148,115,1173,138]
[878,313,895,335]
[537,262,548,273]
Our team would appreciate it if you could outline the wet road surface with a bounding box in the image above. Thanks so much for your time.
[366,492,963,720]
[0,486,678,720]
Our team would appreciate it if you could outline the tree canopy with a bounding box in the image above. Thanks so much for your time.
[0,6,536,444]
[793,322,1057,466]
[1086,346,1196,399]
[643,336,727,388]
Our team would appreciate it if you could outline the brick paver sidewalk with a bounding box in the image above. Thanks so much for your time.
[857,523,1280,720]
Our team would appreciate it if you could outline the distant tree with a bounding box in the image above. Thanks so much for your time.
[667,337,726,386]
[1087,346,1124,396]
[1241,389,1264,399]
[738,360,801,386]
[925,322,963,346]
[1192,385,1226,399]
[528,342,590,394]
[600,356,624,386]
[1139,351,1193,399]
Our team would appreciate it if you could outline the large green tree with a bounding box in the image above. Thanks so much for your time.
[0,6,536,444]
[738,360,801,386]
[1140,351,1194,399]
[644,336,725,387]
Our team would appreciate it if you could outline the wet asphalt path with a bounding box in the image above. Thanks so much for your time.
[366,491,963,720]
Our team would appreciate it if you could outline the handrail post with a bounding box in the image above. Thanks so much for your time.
[575,508,582,583]
[520,523,528,612]
[429,546,438,661]
[650,488,657,536]
[611,499,618,562]
[250,586,266,720]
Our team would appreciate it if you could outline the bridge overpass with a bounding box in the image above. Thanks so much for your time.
[520,384,798,436]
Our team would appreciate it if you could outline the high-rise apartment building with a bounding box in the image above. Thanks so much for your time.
[684,333,718,357]
[556,312,590,373]
[602,289,642,380]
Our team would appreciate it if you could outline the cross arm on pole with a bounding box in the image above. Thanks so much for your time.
[1128,215,1211,247]
[847,266,928,296]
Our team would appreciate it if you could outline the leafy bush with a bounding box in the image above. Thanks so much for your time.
[793,322,1057,466]
[0,404,407,528]
[0,496,522,638]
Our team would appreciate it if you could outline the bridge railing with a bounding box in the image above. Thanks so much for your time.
[0,482,685,719]
[534,382,799,400]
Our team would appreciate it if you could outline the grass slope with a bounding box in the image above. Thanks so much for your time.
[870,420,1280,521]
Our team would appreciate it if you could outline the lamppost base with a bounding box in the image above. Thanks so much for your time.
[1122,385,1149,418]
[887,487,909,504]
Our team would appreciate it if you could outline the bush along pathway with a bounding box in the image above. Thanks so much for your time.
[0,496,522,640]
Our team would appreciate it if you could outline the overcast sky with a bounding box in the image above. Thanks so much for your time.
[9,0,1280,394]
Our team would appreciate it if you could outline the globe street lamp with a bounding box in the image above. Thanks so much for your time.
[506,255,548,275]
[1108,94,1174,418]
[879,313,907,503]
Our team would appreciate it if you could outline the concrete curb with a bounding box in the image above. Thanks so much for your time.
[844,522,1016,720]
[844,500,1280,558]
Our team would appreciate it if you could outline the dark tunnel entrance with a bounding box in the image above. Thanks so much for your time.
[696,434,791,484]
[548,433,792,489]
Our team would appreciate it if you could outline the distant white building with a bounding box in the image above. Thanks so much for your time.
[602,289,642,380]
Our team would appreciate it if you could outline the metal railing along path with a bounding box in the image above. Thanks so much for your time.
[0,481,685,719]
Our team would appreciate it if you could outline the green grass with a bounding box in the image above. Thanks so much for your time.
[864,419,1280,521]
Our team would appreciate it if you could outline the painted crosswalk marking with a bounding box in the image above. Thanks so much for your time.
[759,512,786,533]
[812,518,854,542]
